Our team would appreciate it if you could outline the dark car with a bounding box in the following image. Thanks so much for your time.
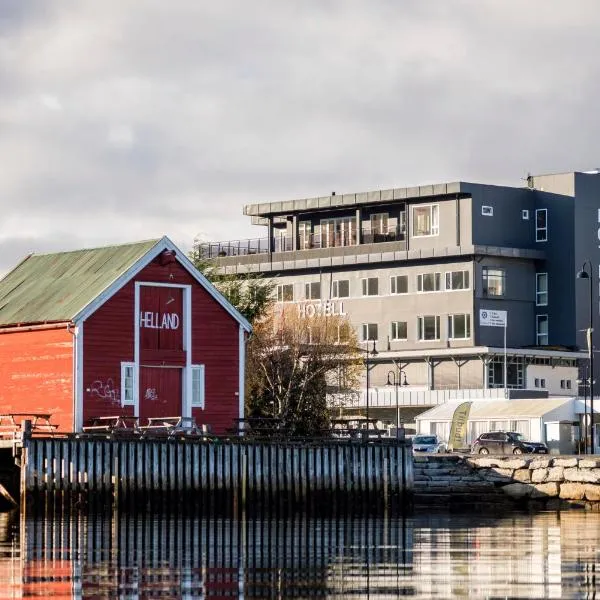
[471,431,548,455]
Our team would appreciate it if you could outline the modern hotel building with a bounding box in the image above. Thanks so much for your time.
[201,170,600,431]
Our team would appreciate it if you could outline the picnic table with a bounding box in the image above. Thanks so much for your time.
[138,416,208,438]
[0,413,57,437]
[82,415,138,433]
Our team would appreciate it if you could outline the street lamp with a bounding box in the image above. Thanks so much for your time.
[577,261,595,453]
[364,339,378,426]
[386,366,409,438]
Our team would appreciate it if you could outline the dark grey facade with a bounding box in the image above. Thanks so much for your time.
[202,171,600,423]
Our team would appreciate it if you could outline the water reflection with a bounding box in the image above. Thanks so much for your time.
[0,510,599,597]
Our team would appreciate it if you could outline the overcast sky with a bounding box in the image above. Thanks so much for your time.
[1,0,599,274]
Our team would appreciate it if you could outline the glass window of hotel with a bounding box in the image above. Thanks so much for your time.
[448,314,471,339]
[482,267,505,296]
[536,273,548,306]
[536,314,548,345]
[398,210,407,234]
[417,272,441,292]
[445,270,470,290]
[299,221,312,249]
[321,217,356,248]
[276,283,294,302]
[390,321,408,340]
[417,315,441,341]
[332,279,350,298]
[361,323,378,341]
[390,274,408,294]
[361,277,379,296]
[305,282,321,300]
[370,213,389,234]
[535,208,547,242]
[412,204,439,237]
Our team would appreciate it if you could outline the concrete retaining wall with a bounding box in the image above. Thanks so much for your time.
[414,454,600,511]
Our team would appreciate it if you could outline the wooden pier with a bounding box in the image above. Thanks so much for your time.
[10,435,413,514]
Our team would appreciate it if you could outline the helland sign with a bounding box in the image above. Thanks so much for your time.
[297,301,347,319]
[140,311,180,330]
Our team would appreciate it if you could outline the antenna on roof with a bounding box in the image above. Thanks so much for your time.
[331,191,336,196]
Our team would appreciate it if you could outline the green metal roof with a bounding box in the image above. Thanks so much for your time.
[0,239,161,326]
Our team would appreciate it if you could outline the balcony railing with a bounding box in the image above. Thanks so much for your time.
[198,226,407,259]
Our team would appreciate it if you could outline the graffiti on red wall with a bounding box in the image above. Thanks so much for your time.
[88,379,120,405]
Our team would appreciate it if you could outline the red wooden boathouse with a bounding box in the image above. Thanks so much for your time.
[0,237,251,433]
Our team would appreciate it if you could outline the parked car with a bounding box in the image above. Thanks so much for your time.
[471,431,548,455]
[412,434,447,454]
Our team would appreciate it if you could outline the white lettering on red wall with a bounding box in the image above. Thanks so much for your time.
[139,312,180,330]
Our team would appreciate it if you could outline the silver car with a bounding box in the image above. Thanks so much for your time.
[412,434,447,454]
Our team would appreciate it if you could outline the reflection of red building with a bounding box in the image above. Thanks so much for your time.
[0,237,251,433]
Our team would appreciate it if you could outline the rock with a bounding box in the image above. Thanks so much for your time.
[531,468,548,483]
[467,457,504,468]
[529,457,552,469]
[559,482,586,500]
[584,484,600,501]
[502,459,529,469]
[513,469,532,483]
[579,459,600,469]
[490,468,514,478]
[552,457,578,468]
[460,475,485,482]
[531,482,559,498]
[564,468,600,483]
[501,483,532,498]
[546,466,564,482]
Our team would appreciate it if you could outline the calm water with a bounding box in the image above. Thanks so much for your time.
[0,509,599,598]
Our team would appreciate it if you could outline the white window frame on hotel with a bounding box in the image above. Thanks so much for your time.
[417,315,441,341]
[299,221,312,249]
[361,323,378,342]
[361,277,379,296]
[536,208,548,242]
[445,270,470,291]
[536,314,549,345]
[370,213,389,234]
[412,204,439,237]
[305,282,321,300]
[332,279,350,298]
[417,272,441,293]
[390,321,408,341]
[276,283,294,302]
[536,273,548,306]
[482,267,505,296]
[448,314,471,339]
[390,274,408,295]
[320,216,356,248]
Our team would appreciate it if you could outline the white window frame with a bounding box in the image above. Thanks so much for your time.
[536,273,548,306]
[361,277,379,296]
[536,314,549,345]
[445,270,470,291]
[361,323,378,342]
[536,208,548,242]
[390,274,408,295]
[412,204,439,237]
[305,281,321,300]
[448,314,471,340]
[332,279,350,299]
[390,321,408,341]
[191,364,205,409]
[481,206,493,216]
[276,283,294,303]
[482,267,505,297]
[417,272,441,293]
[120,362,136,406]
[522,209,529,220]
[417,315,441,341]
[370,213,389,234]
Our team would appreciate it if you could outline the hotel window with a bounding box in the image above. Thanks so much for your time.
[448,314,471,339]
[390,321,408,341]
[299,221,312,249]
[276,283,294,302]
[332,279,350,298]
[560,379,573,390]
[412,204,439,237]
[321,216,356,248]
[191,365,205,408]
[536,208,547,242]
[361,277,379,296]
[446,270,469,291]
[370,213,389,234]
[390,274,408,294]
[536,314,549,345]
[536,273,548,306]
[417,315,441,341]
[534,378,546,389]
[361,323,378,342]
[482,267,505,296]
[417,272,441,292]
[121,362,135,406]
[305,282,321,300]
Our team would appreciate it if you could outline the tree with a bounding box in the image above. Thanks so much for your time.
[245,306,362,436]
[189,240,275,324]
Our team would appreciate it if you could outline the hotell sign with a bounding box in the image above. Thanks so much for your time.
[297,301,347,319]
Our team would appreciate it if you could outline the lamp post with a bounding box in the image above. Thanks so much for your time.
[577,261,595,453]
[364,339,378,426]
[386,365,409,438]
